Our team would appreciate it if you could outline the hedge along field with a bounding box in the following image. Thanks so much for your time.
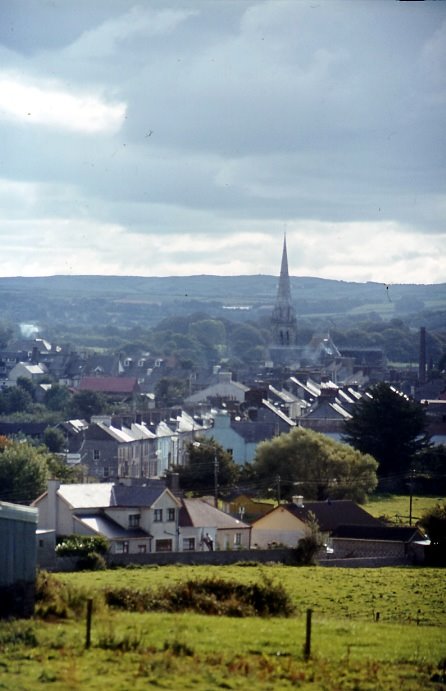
[59,565,446,626]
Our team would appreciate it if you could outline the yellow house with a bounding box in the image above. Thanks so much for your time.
[250,504,308,548]
[251,498,382,549]
[221,494,273,522]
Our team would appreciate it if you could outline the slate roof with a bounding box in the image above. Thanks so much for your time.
[285,500,383,532]
[180,498,250,530]
[75,514,151,540]
[56,481,168,509]
[78,377,139,394]
[261,399,296,426]
[58,483,115,509]
[111,482,169,508]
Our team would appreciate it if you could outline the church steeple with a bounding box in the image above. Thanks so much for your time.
[271,234,297,347]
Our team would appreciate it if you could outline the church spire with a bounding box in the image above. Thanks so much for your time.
[277,233,292,303]
[271,233,297,347]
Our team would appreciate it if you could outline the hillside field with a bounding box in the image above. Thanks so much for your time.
[362,495,444,525]
[1,565,445,690]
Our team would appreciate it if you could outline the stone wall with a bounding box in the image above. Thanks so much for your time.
[331,538,409,560]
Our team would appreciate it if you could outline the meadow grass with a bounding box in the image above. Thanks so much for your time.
[59,564,446,626]
[1,565,445,689]
[0,609,444,690]
[362,495,444,524]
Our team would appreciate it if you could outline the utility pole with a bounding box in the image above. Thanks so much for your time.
[408,466,415,526]
[214,455,219,508]
[276,475,281,505]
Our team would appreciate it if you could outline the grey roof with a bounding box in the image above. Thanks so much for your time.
[285,500,383,532]
[111,482,167,508]
[56,481,168,509]
[75,514,150,540]
[180,499,250,530]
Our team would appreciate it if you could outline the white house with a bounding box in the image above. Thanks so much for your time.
[179,498,251,551]
[6,362,47,387]
[33,480,182,554]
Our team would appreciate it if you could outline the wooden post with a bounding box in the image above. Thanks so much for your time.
[304,608,312,660]
[85,598,93,649]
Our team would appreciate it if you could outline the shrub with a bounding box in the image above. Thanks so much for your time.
[76,551,107,571]
[56,535,108,557]
[34,570,89,620]
[104,576,294,617]
[294,511,324,565]
[0,620,38,648]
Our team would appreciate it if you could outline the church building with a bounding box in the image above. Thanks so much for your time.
[268,235,303,366]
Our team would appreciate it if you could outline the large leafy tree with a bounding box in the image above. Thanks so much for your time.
[68,390,107,420]
[155,377,190,408]
[0,385,33,415]
[343,383,430,486]
[253,427,378,502]
[175,437,239,497]
[0,441,50,503]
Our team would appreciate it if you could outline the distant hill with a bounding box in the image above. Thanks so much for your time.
[0,275,445,334]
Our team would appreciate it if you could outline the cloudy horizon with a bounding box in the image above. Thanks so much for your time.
[1,0,445,284]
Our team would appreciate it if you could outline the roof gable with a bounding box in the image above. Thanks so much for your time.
[180,498,249,529]
[286,500,383,532]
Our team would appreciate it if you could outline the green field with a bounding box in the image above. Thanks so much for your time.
[362,495,444,524]
[1,565,445,690]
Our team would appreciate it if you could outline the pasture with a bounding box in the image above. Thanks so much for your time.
[362,495,443,525]
[0,565,445,690]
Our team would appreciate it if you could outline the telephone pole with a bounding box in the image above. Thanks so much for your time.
[214,455,219,508]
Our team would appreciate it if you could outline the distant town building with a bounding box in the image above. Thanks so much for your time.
[269,235,302,366]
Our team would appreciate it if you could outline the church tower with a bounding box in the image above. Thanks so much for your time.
[271,234,297,347]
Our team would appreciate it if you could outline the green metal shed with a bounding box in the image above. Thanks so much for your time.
[0,501,38,618]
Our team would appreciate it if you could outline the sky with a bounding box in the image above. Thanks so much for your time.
[0,0,445,284]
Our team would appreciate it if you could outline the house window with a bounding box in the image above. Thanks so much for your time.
[116,541,129,554]
[138,544,147,553]
[167,508,175,522]
[155,539,172,552]
[227,449,233,458]
[154,508,163,522]
[93,449,100,460]
[234,532,242,546]
[182,537,195,551]
[103,466,109,478]
[129,514,140,528]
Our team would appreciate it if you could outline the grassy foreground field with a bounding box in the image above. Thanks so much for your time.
[1,565,445,690]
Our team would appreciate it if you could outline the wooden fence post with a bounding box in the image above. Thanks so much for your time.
[85,598,93,649]
[304,608,312,660]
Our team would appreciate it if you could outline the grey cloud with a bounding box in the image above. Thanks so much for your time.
[0,0,444,281]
